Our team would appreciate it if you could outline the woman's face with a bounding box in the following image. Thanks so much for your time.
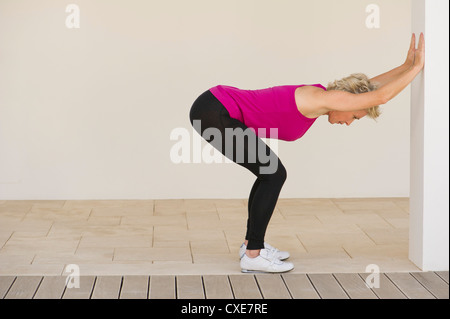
[327,110,368,126]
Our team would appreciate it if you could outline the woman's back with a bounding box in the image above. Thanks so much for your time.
[209,84,326,141]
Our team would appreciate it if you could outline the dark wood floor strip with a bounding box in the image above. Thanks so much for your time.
[0,272,448,299]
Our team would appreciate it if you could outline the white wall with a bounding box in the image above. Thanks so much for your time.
[410,0,449,271]
[0,0,411,200]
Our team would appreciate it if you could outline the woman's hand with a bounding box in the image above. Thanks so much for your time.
[368,33,425,103]
[404,33,425,70]
[370,33,423,88]
[404,33,416,68]
[413,33,425,70]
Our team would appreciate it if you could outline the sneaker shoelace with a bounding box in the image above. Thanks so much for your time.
[261,249,282,263]
[265,245,281,257]
[269,256,283,268]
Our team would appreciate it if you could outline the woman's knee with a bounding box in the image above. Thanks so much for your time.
[275,161,287,183]
[260,160,287,184]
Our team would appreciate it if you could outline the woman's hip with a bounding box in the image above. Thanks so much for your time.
[189,90,229,126]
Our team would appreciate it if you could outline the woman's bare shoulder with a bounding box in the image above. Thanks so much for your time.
[294,86,328,118]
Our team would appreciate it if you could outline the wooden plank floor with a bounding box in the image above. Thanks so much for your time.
[0,272,448,299]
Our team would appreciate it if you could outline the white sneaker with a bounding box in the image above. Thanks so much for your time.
[240,249,294,273]
[239,242,290,261]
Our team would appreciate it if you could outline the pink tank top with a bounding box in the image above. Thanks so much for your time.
[209,84,326,142]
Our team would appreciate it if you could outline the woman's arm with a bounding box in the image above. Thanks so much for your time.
[312,33,425,113]
[370,64,410,88]
[316,65,422,112]
[370,34,417,88]
[377,33,424,102]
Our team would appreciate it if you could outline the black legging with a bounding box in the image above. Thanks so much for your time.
[189,90,287,250]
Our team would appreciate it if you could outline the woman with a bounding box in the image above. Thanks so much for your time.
[189,33,425,273]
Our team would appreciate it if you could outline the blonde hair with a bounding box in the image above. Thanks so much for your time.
[327,73,381,119]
